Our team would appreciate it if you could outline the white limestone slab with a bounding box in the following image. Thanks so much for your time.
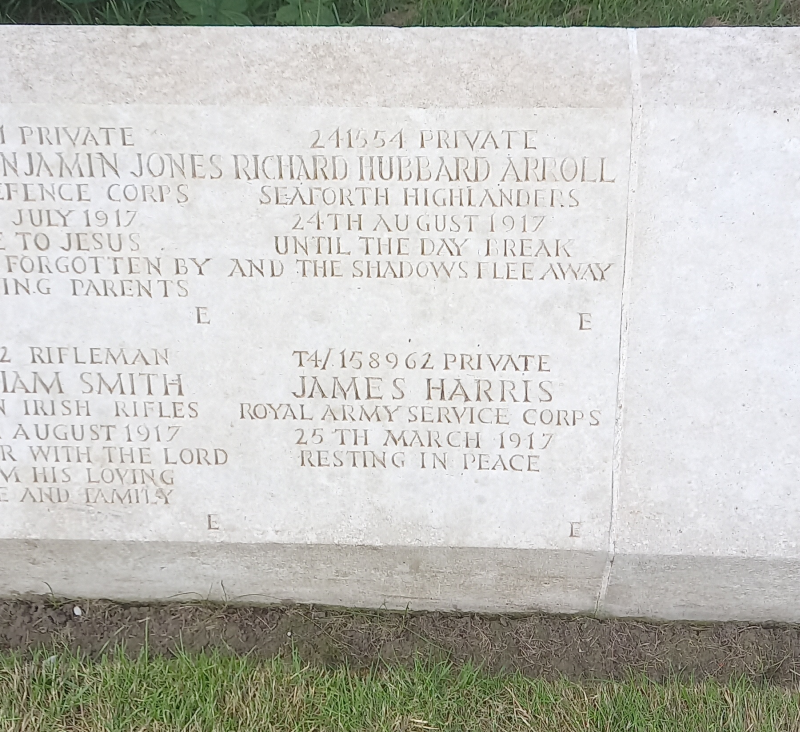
[605,29,800,621]
[0,28,631,612]
[3,27,799,621]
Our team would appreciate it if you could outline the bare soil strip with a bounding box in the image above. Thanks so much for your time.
[2,599,800,685]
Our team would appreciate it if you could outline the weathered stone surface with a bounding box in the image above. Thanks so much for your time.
[0,27,798,620]
[0,27,630,614]
[605,29,800,621]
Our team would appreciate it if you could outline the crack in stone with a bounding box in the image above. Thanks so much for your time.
[596,28,642,617]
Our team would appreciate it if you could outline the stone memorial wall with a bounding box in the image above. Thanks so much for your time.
[0,27,798,621]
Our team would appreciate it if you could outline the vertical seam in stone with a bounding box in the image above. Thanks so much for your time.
[596,28,642,617]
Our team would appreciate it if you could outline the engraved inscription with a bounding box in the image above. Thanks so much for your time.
[1,106,629,549]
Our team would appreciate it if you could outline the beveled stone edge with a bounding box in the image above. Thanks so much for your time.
[1,539,605,614]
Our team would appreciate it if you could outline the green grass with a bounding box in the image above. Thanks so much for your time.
[1,649,800,731]
[1,0,798,26]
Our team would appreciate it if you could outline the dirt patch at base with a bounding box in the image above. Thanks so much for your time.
[2,599,800,685]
